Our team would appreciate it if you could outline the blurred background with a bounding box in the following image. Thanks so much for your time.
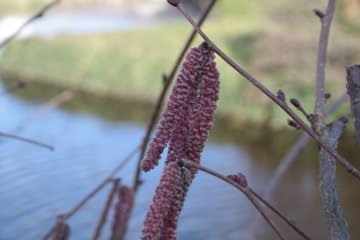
[0,0,359,239]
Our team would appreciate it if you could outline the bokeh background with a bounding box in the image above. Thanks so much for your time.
[0,0,359,239]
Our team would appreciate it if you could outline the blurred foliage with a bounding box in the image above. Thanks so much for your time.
[0,0,359,128]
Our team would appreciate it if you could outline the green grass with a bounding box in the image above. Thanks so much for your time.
[0,0,358,127]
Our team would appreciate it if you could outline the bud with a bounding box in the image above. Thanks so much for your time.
[167,0,180,6]
[290,98,301,108]
[288,119,300,129]
[338,116,349,124]
[324,92,331,100]
[277,90,286,102]
[227,173,248,188]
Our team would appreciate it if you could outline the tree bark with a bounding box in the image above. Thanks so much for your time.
[319,120,350,240]
[346,64,360,146]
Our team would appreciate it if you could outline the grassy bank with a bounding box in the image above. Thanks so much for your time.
[0,0,358,127]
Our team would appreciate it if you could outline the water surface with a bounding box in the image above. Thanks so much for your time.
[0,80,359,240]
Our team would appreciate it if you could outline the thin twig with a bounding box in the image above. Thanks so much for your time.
[12,90,74,133]
[313,0,336,131]
[0,0,61,49]
[42,146,139,240]
[173,2,360,180]
[92,179,120,240]
[132,0,218,192]
[249,188,311,240]
[179,159,313,240]
[0,131,54,150]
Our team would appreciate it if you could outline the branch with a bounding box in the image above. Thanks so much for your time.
[0,0,61,49]
[132,0,218,192]
[313,0,336,131]
[0,131,54,150]
[92,179,120,240]
[12,90,74,133]
[346,64,360,146]
[42,146,139,240]
[170,1,360,180]
[179,159,312,240]
[264,93,348,201]
[319,120,350,239]
[249,93,347,239]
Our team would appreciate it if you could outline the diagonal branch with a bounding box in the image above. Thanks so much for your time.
[170,1,360,180]
[0,131,54,150]
[179,159,312,240]
[0,0,61,49]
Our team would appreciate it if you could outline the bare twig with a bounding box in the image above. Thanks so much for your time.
[249,188,311,240]
[0,0,61,49]
[346,64,360,145]
[42,146,139,240]
[319,120,350,239]
[12,90,74,133]
[0,131,54,150]
[179,159,312,240]
[313,0,336,131]
[92,179,120,240]
[133,0,218,191]
[172,2,360,180]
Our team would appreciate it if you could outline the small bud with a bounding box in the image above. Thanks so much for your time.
[277,90,286,102]
[167,0,180,6]
[313,9,325,18]
[227,173,248,188]
[324,92,331,100]
[288,119,300,129]
[339,116,349,124]
[290,98,301,108]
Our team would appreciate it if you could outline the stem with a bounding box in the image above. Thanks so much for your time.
[0,131,54,151]
[92,179,120,240]
[42,146,139,240]
[0,0,61,49]
[179,159,312,240]
[314,0,336,131]
[174,3,360,180]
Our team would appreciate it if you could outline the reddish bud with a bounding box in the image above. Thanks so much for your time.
[290,98,301,108]
[277,90,286,102]
[227,173,248,188]
[167,0,180,6]
[288,119,300,129]
[339,116,349,124]
[324,92,331,100]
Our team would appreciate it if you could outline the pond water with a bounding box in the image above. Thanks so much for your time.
[0,79,359,240]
